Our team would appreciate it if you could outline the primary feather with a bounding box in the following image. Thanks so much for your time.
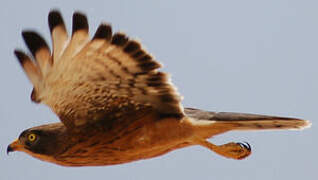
[15,10,183,130]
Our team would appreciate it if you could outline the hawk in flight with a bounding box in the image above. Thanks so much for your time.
[7,10,310,166]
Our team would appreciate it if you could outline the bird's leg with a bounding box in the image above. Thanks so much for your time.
[193,137,252,160]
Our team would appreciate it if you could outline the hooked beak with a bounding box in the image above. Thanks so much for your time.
[7,139,23,155]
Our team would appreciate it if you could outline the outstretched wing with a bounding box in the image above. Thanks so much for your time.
[15,10,184,130]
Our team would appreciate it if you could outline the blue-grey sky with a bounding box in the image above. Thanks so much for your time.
[1,0,317,180]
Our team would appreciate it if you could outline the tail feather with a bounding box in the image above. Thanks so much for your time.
[219,119,310,131]
[185,108,311,138]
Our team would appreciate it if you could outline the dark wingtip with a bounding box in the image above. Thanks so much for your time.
[159,94,179,103]
[93,24,112,41]
[132,50,146,58]
[14,49,29,64]
[22,31,49,57]
[72,11,88,34]
[123,40,141,54]
[111,33,128,46]
[146,72,166,87]
[48,10,65,32]
[137,54,151,62]
[138,61,161,71]
[31,88,40,103]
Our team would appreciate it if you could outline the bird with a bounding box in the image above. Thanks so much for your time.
[7,10,311,167]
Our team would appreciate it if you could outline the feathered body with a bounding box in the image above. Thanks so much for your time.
[7,10,310,167]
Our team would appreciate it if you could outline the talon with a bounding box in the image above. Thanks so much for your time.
[237,142,251,151]
[243,141,251,151]
[237,142,246,148]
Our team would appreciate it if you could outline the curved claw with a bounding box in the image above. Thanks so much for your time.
[237,142,251,151]
[235,142,252,159]
[243,142,251,150]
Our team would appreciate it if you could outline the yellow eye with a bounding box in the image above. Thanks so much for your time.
[28,133,37,142]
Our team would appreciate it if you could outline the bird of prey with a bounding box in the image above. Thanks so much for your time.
[7,10,311,167]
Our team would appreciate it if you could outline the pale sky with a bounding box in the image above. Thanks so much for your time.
[1,0,317,180]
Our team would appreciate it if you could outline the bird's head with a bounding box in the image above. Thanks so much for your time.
[7,123,67,160]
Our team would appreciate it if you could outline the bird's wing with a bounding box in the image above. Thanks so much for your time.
[15,10,183,130]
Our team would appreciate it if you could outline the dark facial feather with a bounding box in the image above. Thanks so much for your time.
[19,123,67,155]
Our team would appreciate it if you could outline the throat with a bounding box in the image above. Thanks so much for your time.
[19,148,62,165]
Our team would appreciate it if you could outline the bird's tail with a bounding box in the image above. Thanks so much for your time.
[184,108,311,139]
